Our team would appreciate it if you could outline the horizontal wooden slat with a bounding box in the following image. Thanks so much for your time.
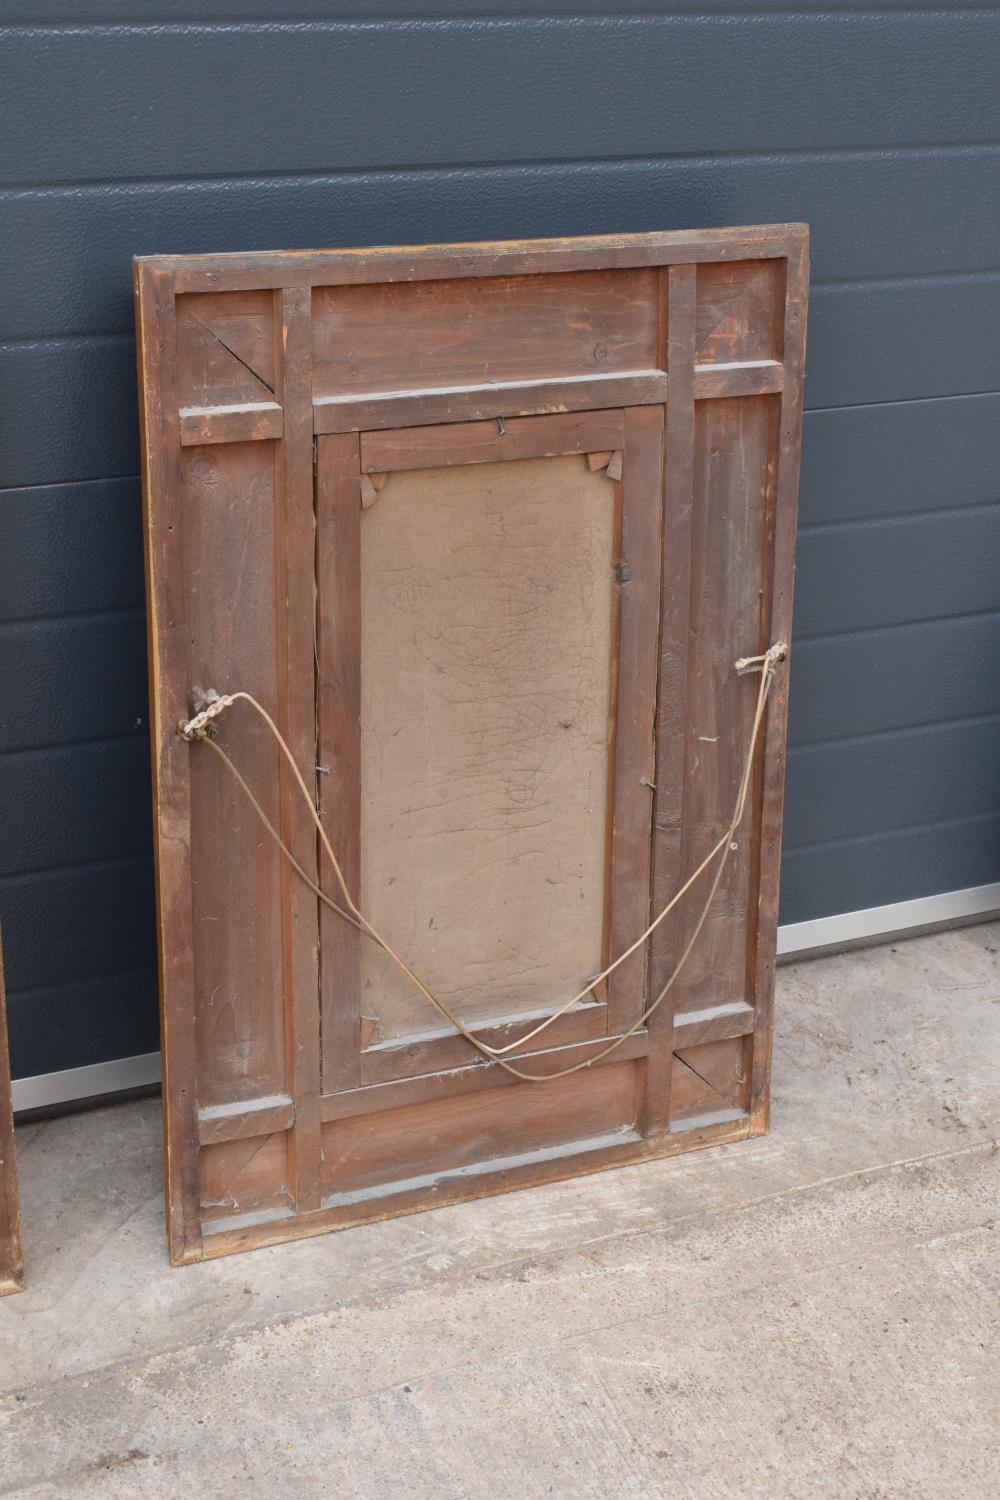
[321,1061,642,1201]
[197,1094,295,1146]
[325,1030,649,1122]
[179,401,283,446]
[360,1004,608,1085]
[319,360,788,436]
[694,359,784,400]
[672,1001,755,1049]
[151,226,798,294]
[669,1107,748,1136]
[360,409,626,473]
[314,266,660,399]
[314,371,668,433]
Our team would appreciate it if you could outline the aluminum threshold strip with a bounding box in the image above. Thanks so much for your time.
[775,880,1000,960]
[12,882,1000,1114]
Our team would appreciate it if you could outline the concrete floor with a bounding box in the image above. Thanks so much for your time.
[1,923,998,1498]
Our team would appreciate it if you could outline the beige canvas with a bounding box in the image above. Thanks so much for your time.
[358,454,617,1040]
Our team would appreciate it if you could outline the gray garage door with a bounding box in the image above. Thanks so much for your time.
[1,1,998,1087]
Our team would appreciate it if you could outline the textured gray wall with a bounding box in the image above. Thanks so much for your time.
[1,2,999,1077]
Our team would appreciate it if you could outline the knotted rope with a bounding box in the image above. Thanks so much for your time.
[179,641,786,1082]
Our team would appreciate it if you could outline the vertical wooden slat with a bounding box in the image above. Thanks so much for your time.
[317,433,363,1092]
[185,473,286,1112]
[687,399,771,1020]
[642,263,697,1137]
[275,287,322,1211]
[136,262,203,1265]
[748,233,810,1134]
[607,405,664,1035]
[0,930,24,1295]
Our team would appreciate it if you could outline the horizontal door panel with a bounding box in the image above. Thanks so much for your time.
[0,859,155,998]
[780,814,1000,926]
[807,278,1000,411]
[0,738,152,879]
[795,504,1000,640]
[0,478,144,622]
[0,613,147,753]
[789,615,1000,749]
[785,718,1000,851]
[6,15,997,184]
[800,395,1000,527]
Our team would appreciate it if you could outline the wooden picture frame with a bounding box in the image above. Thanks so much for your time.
[0,930,24,1295]
[135,227,808,1263]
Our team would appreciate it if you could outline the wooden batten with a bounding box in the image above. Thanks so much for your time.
[0,930,25,1295]
[135,227,808,1262]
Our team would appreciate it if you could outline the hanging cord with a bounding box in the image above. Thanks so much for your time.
[179,641,786,1082]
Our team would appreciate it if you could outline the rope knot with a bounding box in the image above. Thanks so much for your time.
[178,688,236,741]
[734,641,788,678]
